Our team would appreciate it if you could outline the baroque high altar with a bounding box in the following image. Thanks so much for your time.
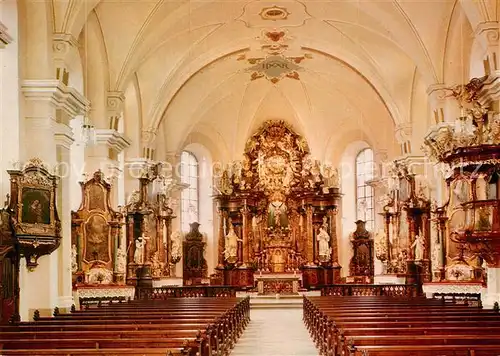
[214,121,342,290]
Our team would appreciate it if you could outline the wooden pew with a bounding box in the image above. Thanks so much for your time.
[0,296,250,356]
[304,295,500,356]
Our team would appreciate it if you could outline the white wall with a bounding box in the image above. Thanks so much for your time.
[0,1,19,200]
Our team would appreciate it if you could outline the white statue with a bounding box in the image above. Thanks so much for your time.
[317,218,331,259]
[411,235,425,261]
[127,190,141,205]
[116,246,127,273]
[170,231,182,261]
[134,236,146,264]
[71,244,78,273]
[224,221,242,261]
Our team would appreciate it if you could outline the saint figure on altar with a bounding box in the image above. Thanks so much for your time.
[317,217,331,261]
[267,192,288,228]
[224,220,242,262]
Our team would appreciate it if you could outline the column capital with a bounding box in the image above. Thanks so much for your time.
[54,122,74,149]
[107,91,125,113]
[475,21,499,48]
[21,80,90,117]
[0,21,12,48]
[95,129,131,154]
[394,122,411,144]
[52,33,78,59]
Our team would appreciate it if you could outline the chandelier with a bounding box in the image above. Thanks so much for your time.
[81,116,96,145]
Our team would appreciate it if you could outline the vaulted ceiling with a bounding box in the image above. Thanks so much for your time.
[51,0,498,161]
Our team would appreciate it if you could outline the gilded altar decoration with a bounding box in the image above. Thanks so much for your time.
[71,171,124,285]
[214,121,342,289]
[124,162,176,284]
[170,231,182,263]
[7,158,61,270]
[380,159,431,282]
[421,77,500,280]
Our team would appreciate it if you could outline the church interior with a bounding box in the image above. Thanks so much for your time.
[1,0,500,355]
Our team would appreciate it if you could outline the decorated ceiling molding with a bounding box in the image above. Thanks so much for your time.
[39,0,496,158]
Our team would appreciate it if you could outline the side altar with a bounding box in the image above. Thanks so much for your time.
[213,121,342,290]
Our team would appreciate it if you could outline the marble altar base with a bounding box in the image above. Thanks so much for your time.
[255,273,301,295]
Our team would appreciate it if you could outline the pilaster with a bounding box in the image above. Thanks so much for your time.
[52,33,79,85]
[475,22,499,75]
[394,123,412,156]
[0,21,13,48]
[20,79,88,319]
[54,122,75,311]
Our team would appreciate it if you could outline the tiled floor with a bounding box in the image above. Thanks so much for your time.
[231,308,319,356]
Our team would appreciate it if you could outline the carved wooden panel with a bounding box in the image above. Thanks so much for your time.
[72,171,123,284]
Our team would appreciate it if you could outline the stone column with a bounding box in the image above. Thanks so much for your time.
[475,22,499,76]
[86,92,130,206]
[21,80,88,319]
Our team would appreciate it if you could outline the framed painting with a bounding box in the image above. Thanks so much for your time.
[20,187,51,224]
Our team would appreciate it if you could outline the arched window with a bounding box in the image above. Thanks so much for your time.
[355,148,375,230]
[180,151,199,232]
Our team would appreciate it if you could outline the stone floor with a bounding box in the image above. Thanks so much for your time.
[231,308,319,356]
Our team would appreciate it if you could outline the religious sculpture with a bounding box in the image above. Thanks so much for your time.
[317,218,331,261]
[71,244,78,273]
[224,220,242,262]
[134,236,146,264]
[115,246,126,274]
[267,193,288,229]
[170,231,182,262]
[412,235,425,261]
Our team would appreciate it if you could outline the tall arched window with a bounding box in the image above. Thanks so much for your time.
[355,148,375,230]
[180,151,199,232]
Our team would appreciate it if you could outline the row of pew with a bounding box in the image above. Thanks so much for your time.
[304,295,500,356]
[0,296,250,355]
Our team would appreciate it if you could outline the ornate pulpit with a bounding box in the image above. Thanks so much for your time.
[214,121,342,290]
[183,222,207,285]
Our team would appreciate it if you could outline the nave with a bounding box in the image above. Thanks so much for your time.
[231,308,318,356]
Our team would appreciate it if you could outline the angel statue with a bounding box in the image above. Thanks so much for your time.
[317,218,331,261]
[224,220,242,262]
[411,235,425,261]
